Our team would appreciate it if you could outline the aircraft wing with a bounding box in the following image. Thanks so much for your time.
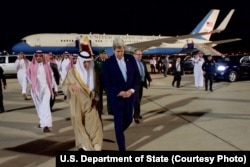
[194,43,222,55]
[194,38,241,55]
[125,31,216,51]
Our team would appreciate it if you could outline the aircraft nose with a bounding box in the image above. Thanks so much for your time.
[12,42,22,51]
[12,42,28,53]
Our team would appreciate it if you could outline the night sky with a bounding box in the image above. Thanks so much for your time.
[0,0,249,54]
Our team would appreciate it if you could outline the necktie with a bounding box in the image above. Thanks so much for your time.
[138,61,145,81]
[118,59,127,81]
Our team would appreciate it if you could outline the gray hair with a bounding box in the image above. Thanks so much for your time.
[134,48,143,53]
[113,37,125,49]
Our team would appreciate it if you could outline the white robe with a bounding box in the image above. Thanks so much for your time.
[15,59,29,94]
[59,58,70,83]
[23,64,58,128]
[192,57,204,87]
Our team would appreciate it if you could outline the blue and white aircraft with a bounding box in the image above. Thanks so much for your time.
[11,9,240,56]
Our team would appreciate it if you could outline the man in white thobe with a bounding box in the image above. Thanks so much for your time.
[192,51,205,88]
[22,50,58,133]
[15,52,30,100]
[59,51,70,99]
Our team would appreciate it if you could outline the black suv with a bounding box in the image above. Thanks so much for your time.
[214,55,250,82]
[182,55,194,73]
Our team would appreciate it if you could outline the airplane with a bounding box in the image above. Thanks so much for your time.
[11,9,241,56]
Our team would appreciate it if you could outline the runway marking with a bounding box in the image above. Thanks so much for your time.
[58,126,73,133]
[153,125,164,132]
[127,136,150,149]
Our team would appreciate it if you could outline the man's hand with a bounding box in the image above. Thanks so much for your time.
[118,90,134,98]
[91,99,99,109]
[71,83,81,93]
[117,91,127,97]
[54,91,58,96]
[124,90,133,97]
[148,81,151,87]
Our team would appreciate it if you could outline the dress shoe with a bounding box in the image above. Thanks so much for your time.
[34,124,41,129]
[24,97,31,100]
[0,107,5,113]
[139,115,143,119]
[78,148,85,151]
[43,126,51,133]
[134,118,140,124]
[210,89,213,92]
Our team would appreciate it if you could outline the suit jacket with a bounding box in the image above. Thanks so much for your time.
[103,54,140,104]
[0,67,6,91]
[141,60,152,89]
[50,62,60,85]
[172,60,184,75]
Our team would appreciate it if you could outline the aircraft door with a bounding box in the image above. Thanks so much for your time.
[75,39,80,49]
[35,37,41,46]
[187,39,194,49]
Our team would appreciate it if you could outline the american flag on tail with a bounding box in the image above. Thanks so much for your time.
[206,22,214,27]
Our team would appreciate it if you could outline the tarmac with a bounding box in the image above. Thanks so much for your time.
[0,73,250,166]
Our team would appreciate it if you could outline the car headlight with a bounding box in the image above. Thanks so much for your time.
[217,65,226,71]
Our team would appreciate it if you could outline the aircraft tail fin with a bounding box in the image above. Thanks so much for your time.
[213,9,235,33]
[190,9,220,41]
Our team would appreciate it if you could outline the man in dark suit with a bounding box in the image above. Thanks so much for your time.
[0,66,6,113]
[103,38,140,151]
[133,49,152,123]
[46,53,60,112]
[172,57,184,88]
[94,49,109,116]
[202,55,216,92]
